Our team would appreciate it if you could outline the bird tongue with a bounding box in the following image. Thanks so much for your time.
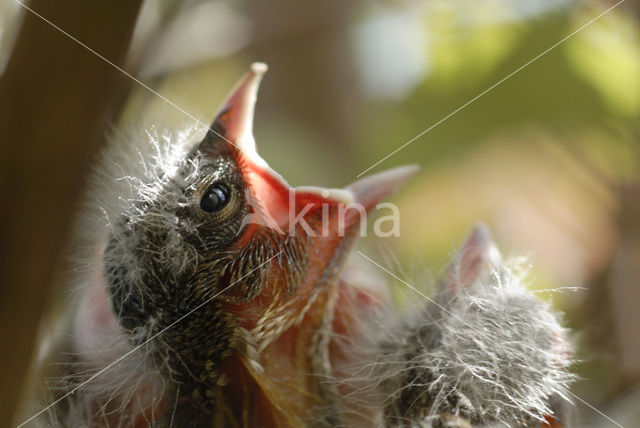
[211,62,419,235]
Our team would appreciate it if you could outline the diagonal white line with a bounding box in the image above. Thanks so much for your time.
[356,251,436,305]
[356,250,517,340]
[356,250,625,428]
[568,390,624,428]
[356,0,626,177]
[18,251,283,427]
[12,0,239,149]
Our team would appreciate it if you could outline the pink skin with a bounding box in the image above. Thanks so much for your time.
[73,245,122,364]
[73,246,163,426]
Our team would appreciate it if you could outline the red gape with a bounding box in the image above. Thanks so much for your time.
[544,415,564,427]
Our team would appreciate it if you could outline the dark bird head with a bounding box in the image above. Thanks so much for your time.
[102,63,417,420]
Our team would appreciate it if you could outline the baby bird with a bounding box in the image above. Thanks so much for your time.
[371,224,574,427]
[37,63,573,427]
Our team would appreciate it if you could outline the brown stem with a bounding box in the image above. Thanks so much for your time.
[0,0,142,425]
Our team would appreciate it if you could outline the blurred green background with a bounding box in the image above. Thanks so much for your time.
[2,0,639,425]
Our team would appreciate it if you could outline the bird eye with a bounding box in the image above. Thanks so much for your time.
[200,183,230,213]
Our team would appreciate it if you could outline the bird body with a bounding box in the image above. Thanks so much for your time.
[36,63,573,427]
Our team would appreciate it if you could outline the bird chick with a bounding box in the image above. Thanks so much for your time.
[100,63,419,426]
[36,64,573,428]
[373,225,574,427]
[40,63,416,427]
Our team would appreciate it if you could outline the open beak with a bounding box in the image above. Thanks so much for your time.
[345,164,419,211]
[212,62,269,168]
[442,223,502,296]
[207,65,420,418]
[210,62,420,237]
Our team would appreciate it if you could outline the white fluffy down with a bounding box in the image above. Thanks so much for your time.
[377,262,574,427]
